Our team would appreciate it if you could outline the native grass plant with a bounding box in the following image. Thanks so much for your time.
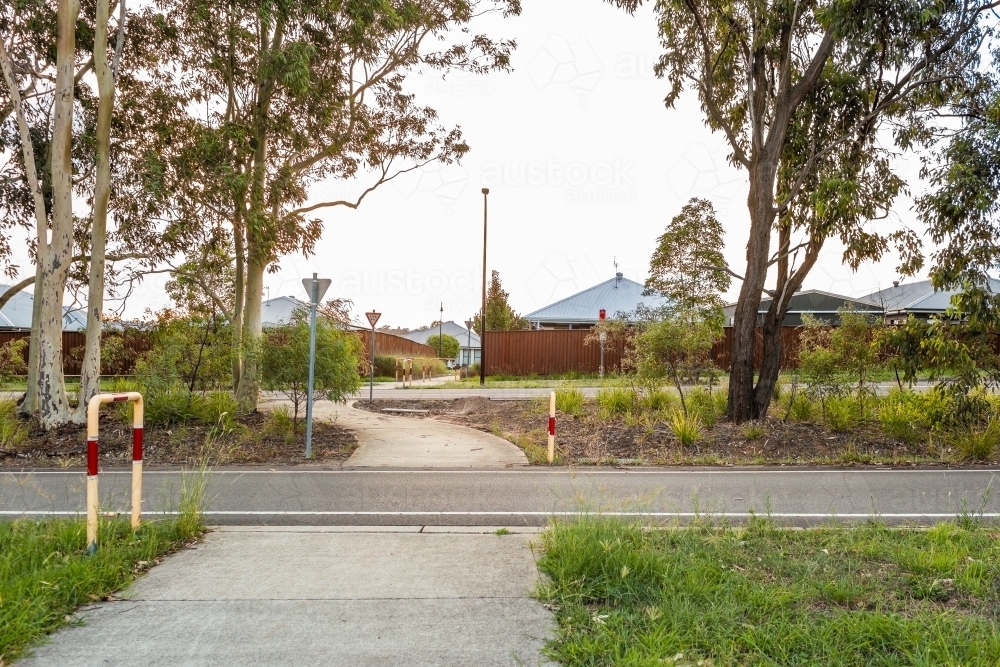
[668,410,702,447]
[0,398,28,450]
[536,517,1000,666]
[686,387,724,427]
[950,419,1000,462]
[742,421,765,440]
[555,388,585,416]
[262,406,296,445]
[596,387,637,419]
[641,386,679,413]
[877,390,925,443]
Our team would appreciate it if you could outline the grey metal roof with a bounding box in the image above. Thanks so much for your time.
[856,278,1000,314]
[526,275,668,325]
[404,321,480,349]
[261,296,309,328]
[0,285,88,331]
[757,289,882,314]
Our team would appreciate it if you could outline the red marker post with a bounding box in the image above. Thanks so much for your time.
[86,392,144,554]
[547,391,556,464]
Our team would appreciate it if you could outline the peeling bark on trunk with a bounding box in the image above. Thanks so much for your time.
[36,0,81,430]
[75,0,116,424]
[234,259,263,411]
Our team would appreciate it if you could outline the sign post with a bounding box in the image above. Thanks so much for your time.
[599,309,607,379]
[301,273,331,459]
[366,310,381,401]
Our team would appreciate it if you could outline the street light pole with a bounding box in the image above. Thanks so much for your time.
[438,302,443,359]
[366,310,381,401]
[465,319,474,369]
[480,187,489,386]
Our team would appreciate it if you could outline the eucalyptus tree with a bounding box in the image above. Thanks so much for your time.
[612,0,999,421]
[0,0,144,427]
[138,0,520,410]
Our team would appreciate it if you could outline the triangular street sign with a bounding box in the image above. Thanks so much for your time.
[366,311,381,328]
[302,278,332,304]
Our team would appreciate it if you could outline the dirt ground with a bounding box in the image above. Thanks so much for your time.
[354,397,975,466]
[0,411,357,469]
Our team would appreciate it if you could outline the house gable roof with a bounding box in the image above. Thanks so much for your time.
[526,276,668,324]
[856,278,1000,314]
[403,321,480,348]
[756,289,882,314]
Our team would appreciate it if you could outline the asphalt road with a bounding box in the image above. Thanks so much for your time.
[2,467,997,526]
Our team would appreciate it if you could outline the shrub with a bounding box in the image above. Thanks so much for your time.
[950,420,1000,461]
[372,354,397,378]
[260,313,363,433]
[0,338,27,389]
[686,387,720,426]
[596,387,636,418]
[555,388,585,415]
[143,388,202,426]
[424,333,460,360]
[742,422,765,440]
[669,410,702,447]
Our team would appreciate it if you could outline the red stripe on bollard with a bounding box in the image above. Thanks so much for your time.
[548,417,555,436]
[112,394,129,402]
[132,427,143,462]
[87,438,99,476]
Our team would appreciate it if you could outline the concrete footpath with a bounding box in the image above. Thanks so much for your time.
[262,398,528,467]
[19,526,553,667]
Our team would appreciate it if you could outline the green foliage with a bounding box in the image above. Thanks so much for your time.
[950,420,1000,461]
[259,313,362,431]
[555,388,585,416]
[799,310,885,414]
[685,387,721,427]
[135,310,232,395]
[372,354,397,378]
[596,387,637,418]
[473,270,528,333]
[424,333,460,360]
[742,422,765,440]
[641,387,678,413]
[0,516,204,662]
[669,410,702,447]
[0,399,27,450]
[825,396,860,432]
[645,198,730,309]
[0,339,27,389]
[788,393,814,421]
[262,406,295,445]
[537,518,1000,666]
[632,304,724,416]
[878,391,923,443]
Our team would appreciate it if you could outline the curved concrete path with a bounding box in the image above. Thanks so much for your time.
[261,398,528,468]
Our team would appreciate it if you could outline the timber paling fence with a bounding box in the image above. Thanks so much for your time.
[481,326,807,376]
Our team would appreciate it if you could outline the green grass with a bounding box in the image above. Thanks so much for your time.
[0,515,205,662]
[556,388,586,416]
[536,517,1000,666]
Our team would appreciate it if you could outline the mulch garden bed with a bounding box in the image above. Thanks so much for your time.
[354,397,979,466]
[0,411,357,468]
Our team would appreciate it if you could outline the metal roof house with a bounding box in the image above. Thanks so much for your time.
[403,321,480,365]
[856,278,1000,324]
[0,285,88,331]
[525,273,668,329]
[722,289,883,327]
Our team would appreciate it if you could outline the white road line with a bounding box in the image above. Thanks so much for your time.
[3,510,999,518]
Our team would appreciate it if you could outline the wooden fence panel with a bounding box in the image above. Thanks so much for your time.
[483,329,625,376]
[0,330,153,376]
[710,326,804,370]
[355,330,437,360]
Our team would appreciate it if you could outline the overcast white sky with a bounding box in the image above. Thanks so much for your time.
[13,0,931,329]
